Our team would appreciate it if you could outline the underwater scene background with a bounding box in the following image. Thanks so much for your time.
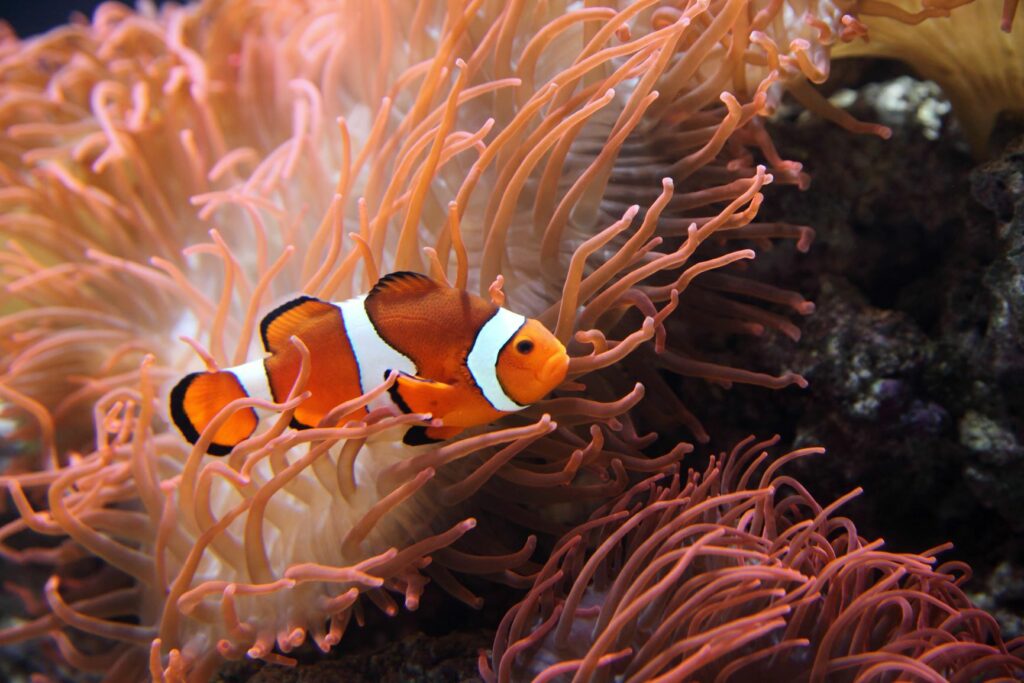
[0,1,1022,681]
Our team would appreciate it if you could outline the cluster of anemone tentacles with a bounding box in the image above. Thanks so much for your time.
[0,0,1021,681]
[484,437,1024,682]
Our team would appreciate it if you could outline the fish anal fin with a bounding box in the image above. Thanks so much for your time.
[402,424,463,446]
[402,426,437,446]
[259,296,336,354]
[368,272,443,303]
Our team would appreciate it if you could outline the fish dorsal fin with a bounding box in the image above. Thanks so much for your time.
[259,295,336,354]
[367,271,443,303]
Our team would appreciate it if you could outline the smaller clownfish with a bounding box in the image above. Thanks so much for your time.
[170,271,569,454]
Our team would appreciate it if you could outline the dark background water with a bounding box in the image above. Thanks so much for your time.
[3,1,165,37]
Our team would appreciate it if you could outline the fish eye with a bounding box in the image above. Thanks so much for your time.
[516,339,534,354]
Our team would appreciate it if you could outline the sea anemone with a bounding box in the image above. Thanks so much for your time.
[0,0,1013,681]
[832,0,1024,154]
[0,0,812,678]
[484,436,1024,682]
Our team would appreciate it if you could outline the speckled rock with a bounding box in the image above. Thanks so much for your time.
[953,138,1024,535]
[971,562,1024,639]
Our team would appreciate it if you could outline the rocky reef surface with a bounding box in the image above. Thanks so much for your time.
[703,62,1024,641]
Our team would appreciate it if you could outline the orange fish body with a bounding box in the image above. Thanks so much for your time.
[170,272,569,454]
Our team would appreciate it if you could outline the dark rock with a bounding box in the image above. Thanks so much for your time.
[214,631,489,683]
[970,138,1024,221]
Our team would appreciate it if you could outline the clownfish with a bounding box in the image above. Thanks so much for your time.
[170,271,570,454]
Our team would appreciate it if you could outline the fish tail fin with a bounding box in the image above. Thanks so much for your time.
[169,370,258,456]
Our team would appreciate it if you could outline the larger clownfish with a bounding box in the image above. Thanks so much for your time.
[170,271,570,454]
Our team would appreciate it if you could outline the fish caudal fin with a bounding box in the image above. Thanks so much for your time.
[169,371,258,456]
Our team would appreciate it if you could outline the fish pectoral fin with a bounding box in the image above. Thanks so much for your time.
[388,372,465,446]
[388,371,459,415]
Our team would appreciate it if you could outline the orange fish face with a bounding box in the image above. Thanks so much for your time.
[496,318,569,406]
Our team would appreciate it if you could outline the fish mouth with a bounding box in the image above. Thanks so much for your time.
[539,350,570,386]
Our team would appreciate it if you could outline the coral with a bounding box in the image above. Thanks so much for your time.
[484,437,1024,682]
